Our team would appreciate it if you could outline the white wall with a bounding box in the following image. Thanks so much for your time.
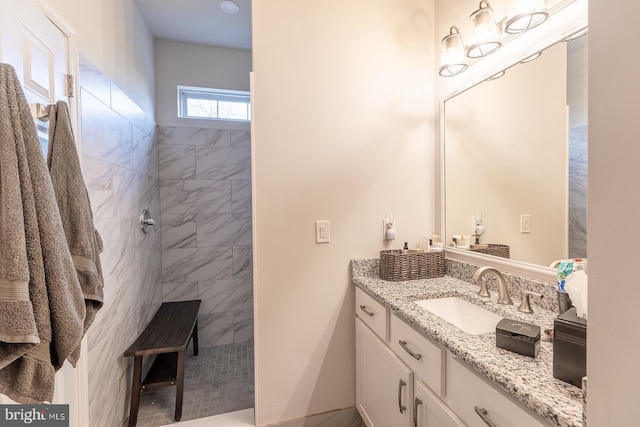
[44,0,155,116]
[252,0,435,425]
[154,39,252,128]
[588,0,640,424]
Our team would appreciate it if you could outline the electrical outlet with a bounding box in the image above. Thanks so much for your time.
[383,218,395,240]
[520,214,531,233]
[315,220,330,243]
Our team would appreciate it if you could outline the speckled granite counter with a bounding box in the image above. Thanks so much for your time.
[352,259,583,427]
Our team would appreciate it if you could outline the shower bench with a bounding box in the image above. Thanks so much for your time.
[124,299,201,427]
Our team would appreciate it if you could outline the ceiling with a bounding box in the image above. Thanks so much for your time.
[134,0,252,51]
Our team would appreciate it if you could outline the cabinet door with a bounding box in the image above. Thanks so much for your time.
[356,318,413,427]
[447,355,549,427]
[414,379,465,427]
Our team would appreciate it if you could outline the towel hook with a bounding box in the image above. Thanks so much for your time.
[140,209,157,234]
[29,103,51,121]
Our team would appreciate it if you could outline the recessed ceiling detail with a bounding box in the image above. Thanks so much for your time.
[135,0,252,50]
[220,1,240,14]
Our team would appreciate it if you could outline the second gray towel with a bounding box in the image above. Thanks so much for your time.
[47,100,104,365]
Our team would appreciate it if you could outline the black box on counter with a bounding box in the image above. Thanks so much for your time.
[496,318,541,357]
[553,307,587,387]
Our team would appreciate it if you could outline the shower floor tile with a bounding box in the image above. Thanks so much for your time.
[136,342,254,426]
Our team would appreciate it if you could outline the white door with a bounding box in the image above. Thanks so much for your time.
[0,1,85,426]
[0,0,71,154]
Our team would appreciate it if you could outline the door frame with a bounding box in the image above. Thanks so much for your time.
[32,1,90,426]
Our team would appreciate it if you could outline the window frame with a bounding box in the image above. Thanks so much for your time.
[177,85,251,122]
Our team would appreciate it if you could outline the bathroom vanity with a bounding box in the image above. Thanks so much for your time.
[352,259,583,427]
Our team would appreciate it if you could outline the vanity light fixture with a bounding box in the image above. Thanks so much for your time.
[437,0,560,77]
[563,27,588,41]
[487,70,506,80]
[467,0,502,58]
[439,26,469,77]
[220,0,240,14]
[504,0,549,34]
[520,51,542,63]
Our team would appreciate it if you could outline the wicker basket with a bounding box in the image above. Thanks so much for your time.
[470,244,510,259]
[379,249,445,281]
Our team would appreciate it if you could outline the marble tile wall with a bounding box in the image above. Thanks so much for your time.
[158,125,253,347]
[569,125,587,259]
[79,55,162,427]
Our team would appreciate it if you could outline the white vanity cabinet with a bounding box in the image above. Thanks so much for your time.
[356,315,466,427]
[446,353,548,427]
[355,287,552,427]
[355,290,461,427]
[356,318,413,427]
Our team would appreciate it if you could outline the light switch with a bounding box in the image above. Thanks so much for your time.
[315,220,330,243]
[520,214,531,233]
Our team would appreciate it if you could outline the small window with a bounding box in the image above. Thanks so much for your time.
[178,86,251,121]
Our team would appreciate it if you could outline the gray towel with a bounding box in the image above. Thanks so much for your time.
[0,63,86,403]
[47,101,104,364]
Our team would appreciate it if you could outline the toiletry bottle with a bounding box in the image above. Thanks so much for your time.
[431,235,443,251]
[403,242,409,253]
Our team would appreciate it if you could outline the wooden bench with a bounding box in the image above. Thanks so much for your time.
[124,300,201,427]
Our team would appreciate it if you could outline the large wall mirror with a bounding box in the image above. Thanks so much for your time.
[443,31,587,269]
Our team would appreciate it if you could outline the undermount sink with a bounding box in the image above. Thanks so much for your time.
[414,297,503,335]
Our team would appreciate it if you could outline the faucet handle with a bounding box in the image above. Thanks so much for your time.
[140,209,158,234]
[477,279,491,298]
[518,291,543,314]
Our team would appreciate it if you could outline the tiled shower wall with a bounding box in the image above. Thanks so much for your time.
[79,56,162,427]
[158,125,253,346]
[569,125,587,259]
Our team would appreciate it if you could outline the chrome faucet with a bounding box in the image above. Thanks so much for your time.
[472,266,513,305]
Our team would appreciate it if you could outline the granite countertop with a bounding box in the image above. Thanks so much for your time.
[352,259,583,427]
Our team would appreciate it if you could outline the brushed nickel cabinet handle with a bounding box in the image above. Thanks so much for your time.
[359,305,375,317]
[413,397,423,427]
[399,340,422,360]
[397,379,407,413]
[475,407,497,427]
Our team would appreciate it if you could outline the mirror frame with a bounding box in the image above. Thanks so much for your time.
[437,0,588,282]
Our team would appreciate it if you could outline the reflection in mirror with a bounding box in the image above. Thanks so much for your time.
[444,33,587,267]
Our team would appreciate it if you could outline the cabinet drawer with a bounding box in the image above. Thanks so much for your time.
[390,313,444,396]
[356,287,389,341]
[447,354,549,427]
